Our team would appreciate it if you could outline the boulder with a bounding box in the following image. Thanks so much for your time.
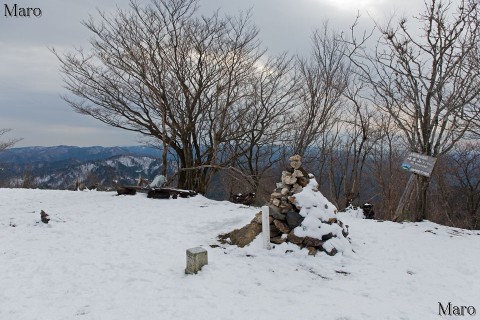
[227,220,262,248]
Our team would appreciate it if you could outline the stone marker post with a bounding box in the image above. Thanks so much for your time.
[262,206,271,249]
[185,247,208,274]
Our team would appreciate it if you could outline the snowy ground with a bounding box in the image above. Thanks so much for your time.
[1,189,479,320]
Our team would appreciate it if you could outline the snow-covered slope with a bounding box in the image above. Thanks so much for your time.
[1,189,479,320]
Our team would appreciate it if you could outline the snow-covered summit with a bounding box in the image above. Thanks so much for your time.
[1,188,479,319]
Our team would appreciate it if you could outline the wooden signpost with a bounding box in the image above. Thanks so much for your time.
[401,152,437,178]
[394,152,437,220]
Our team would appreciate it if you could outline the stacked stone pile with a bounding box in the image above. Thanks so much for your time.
[220,155,351,256]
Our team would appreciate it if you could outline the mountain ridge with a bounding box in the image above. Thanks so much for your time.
[0,146,167,189]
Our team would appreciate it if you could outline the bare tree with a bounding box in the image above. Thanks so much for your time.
[54,0,264,193]
[447,142,480,229]
[324,97,379,209]
[234,54,298,195]
[0,129,21,151]
[345,0,480,220]
[366,114,407,219]
[294,23,350,157]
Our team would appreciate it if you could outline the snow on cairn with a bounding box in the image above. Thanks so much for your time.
[292,175,352,255]
[220,155,352,256]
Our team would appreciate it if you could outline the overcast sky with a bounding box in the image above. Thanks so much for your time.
[0,0,423,147]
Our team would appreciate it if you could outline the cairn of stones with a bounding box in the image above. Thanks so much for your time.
[268,154,309,226]
[220,155,351,256]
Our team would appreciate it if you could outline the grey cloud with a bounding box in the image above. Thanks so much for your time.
[0,0,425,147]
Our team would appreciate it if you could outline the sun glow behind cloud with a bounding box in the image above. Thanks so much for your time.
[323,0,386,13]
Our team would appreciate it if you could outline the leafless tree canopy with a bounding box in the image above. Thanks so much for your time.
[0,129,21,151]
[344,0,480,220]
[294,24,350,156]
[54,0,271,193]
[52,0,480,227]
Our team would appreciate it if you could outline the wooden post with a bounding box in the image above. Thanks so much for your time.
[394,174,416,221]
[262,206,271,250]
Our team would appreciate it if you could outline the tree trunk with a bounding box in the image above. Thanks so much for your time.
[414,175,430,221]
[176,148,209,194]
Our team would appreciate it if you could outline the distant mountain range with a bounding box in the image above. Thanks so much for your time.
[0,146,168,190]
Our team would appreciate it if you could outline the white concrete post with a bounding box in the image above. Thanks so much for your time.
[185,247,208,274]
[262,205,271,250]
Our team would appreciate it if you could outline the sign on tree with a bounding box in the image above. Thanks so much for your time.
[401,152,437,177]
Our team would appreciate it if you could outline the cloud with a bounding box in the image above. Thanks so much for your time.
[0,0,425,147]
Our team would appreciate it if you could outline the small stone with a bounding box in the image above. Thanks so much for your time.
[327,218,337,224]
[292,170,304,178]
[303,236,323,248]
[292,184,303,194]
[284,167,294,173]
[281,187,290,195]
[325,247,338,256]
[289,155,302,170]
[307,247,317,256]
[253,212,262,224]
[270,236,286,244]
[287,231,304,245]
[297,177,309,187]
[279,203,293,214]
[271,192,282,199]
[288,196,297,205]
[286,211,304,229]
[298,167,309,178]
[269,205,286,221]
[270,222,282,238]
[272,198,281,207]
[282,174,297,185]
[40,210,50,224]
[273,219,290,234]
[321,233,334,241]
